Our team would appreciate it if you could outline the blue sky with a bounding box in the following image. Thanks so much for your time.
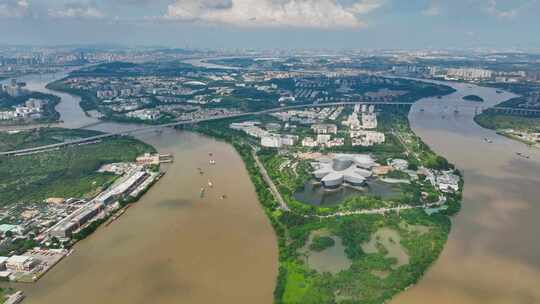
[0,0,538,49]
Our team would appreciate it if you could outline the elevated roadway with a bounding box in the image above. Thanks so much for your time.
[0,101,412,156]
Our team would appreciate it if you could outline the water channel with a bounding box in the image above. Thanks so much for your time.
[4,72,540,303]
[4,74,278,304]
[393,81,540,304]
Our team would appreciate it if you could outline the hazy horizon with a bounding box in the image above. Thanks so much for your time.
[0,0,539,50]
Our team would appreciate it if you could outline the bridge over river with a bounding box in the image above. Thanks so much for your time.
[0,101,412,156]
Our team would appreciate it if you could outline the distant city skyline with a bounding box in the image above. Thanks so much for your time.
[0,0,539,49]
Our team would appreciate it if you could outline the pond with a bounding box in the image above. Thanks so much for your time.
[300,229,351,275]
[361,228,409,269]
[293,179,399,207]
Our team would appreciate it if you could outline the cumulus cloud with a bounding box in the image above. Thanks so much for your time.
[348,0,384,14]
[164,0,384,28]
[0,0,30,18]
[48,3,105,19]
[422,0,441,16]
[486,0,536,19]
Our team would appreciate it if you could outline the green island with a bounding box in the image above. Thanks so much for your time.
[0,128,155,205]
[188,104,463,304]
[474,113,540,132]
[474,112,540,146]
[309,235,336,252]
[462,95,484,102]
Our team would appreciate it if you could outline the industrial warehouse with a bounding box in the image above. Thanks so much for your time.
[0,154,167,284]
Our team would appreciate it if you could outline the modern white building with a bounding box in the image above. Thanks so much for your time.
[316,134,331,144]
[425,169,460,193]
[261,135,282,148]
[351,130,385,146]
[302,137,318,147]
[311,154,376,188]
[261,134,298,148]
[230,121,270,138]
[446,68,493,80]
[311,124,338,134]
[389,159,409,171]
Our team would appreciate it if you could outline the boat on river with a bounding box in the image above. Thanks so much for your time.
[516,152,530,159]
[200,187,206,198]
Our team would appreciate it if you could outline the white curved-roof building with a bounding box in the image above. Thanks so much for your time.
[312,154,375,188]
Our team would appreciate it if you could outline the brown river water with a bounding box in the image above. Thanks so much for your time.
[3,74,540,303]
[393,81,540,304]
[4,74,278,304]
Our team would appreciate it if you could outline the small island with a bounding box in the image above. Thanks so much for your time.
[462,95,484,102]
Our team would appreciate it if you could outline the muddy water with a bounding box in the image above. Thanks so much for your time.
[392,81,540,303]
[19,130,278,304]
[0,73,98,131]
[9,73,540,303]
[8,76,278,304]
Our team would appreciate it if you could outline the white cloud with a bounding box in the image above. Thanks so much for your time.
[486,0,536,19]
[48,3,105,19]
[348,0,384,14]
[0,0,30,18]
[422,1,441,16]
[164,0,385,28]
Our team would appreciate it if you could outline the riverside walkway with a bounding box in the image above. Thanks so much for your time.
[251,149,290,211]
[316,196,447,218]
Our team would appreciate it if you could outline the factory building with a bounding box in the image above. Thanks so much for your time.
[96,170,149,205]
[5,256,38,272]
[48,202,104,238]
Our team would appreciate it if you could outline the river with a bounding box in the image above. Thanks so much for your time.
[5,74,278,304]
[5,72,540,303]
[393,81,540,303]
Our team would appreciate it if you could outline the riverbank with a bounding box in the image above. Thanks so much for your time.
[474,112,540,147]
[12,70,540,304]
[0,127,166,288]
[190,105,462,303]
[5,71,278,304]
[16,130,278,304]
[390,78,540,304]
